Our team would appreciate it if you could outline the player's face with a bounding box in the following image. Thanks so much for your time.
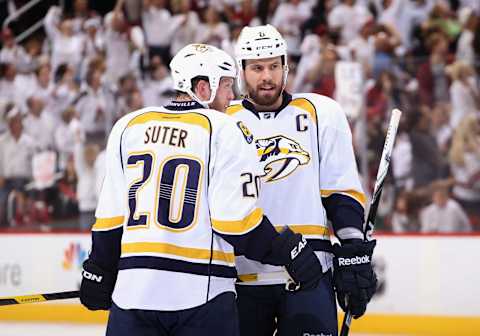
[210,77,235,112]
[244,57,284,108]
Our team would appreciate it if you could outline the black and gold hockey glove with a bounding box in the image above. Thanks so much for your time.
[80,260,117,311]
[332,239,377,319]
[270,227,323,291]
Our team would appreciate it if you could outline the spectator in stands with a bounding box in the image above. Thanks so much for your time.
[392,122,414,192]
[224,0,257,27]
[51,63,79,121]
[0,106,34,226]
[75,67,113,144]
[0,28,31,72]
[424,3,462,42]
[0,62,22,107]
[197,5,229,48]
[124,89,144,115]
[256,0,279,25]
[372,24,401,79]
[80,18,105,81]
[142,62,172,107]
[29,63,53,104]
[391,192,418,232]
[366,71,398,123]
[114,73,138,119]
[70,0,92,33]
[142,0,177,65]
[94,147,106,196]
[309,45,338,98]
[271,0,311,60]
[410,109,448,188]
[56,155,79,219]
[447,61,480,128]
[416,32,450,107]
[23,95,55,151]
[456,7,478,67]
[44,6,85,74]
[397,0,436,51]
[448,115,480,222]
[348,19,375,78]
[292,30,322,92]
[73,129,100,230]
[328,0,372,45]
[431,102,453,155]
[55,106,78,171]
[420,186,471,232]
[170,0,200,56]
[104,0,136,85]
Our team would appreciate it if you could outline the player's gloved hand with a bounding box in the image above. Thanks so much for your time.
[271,227,323,291]
[332,239,377,319]
[80,259,117,311]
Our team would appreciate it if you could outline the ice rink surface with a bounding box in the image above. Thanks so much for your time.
[0,322,407,336]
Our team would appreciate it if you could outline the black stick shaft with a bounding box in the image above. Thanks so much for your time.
[0,291,79,306]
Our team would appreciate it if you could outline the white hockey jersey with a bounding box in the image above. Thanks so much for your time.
[227,92,365,285]
[91,102,266,311]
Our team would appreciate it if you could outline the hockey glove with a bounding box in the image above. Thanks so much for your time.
[270,227,323,291]
[332,239,377,319]
[80,259,117,311]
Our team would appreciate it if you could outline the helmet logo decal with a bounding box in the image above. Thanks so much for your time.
[191,44,210,53]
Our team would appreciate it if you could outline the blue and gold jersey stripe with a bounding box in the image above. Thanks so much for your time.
[274,225,330,237]
[289,98,317,124]
[92,216,125,231]
[121,242,235,264]
[321,189,367,207]
[211,208,264,235]
[118,255,237,278]
[126,112,211,132]
[226,104,243,116]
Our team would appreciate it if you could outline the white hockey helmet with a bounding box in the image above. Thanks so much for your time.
[234,24,289,93]
[169,43,237,105]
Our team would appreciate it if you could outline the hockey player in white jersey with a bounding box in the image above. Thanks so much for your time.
[78,43,322,336]
[228,25,378,335]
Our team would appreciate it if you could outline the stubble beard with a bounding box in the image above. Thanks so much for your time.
[247,83,283,108]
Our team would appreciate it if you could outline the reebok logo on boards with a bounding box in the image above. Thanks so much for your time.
[338,255,370,266]
[82,270,103,282]
[291,237,307,259]
[303,333,332,336]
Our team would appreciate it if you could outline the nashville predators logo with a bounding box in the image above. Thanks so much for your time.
[255,135,310,182]
[192,44,210,53]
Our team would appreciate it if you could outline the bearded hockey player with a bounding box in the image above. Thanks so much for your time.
[227,25,377,336]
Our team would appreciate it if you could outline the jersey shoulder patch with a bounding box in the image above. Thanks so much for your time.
[236,121,254,144]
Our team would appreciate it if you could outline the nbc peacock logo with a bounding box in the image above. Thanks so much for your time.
[62,242,87,270]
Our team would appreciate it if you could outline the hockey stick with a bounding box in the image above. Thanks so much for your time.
[339,108,402,336]
[0,291,79,306]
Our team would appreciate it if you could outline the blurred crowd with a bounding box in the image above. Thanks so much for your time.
[0,0,479,232]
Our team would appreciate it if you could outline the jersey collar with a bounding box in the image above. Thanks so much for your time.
[241,91,292,119]
[165,100,205,111]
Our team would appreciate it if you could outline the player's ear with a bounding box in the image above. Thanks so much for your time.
[195,79,212,101]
